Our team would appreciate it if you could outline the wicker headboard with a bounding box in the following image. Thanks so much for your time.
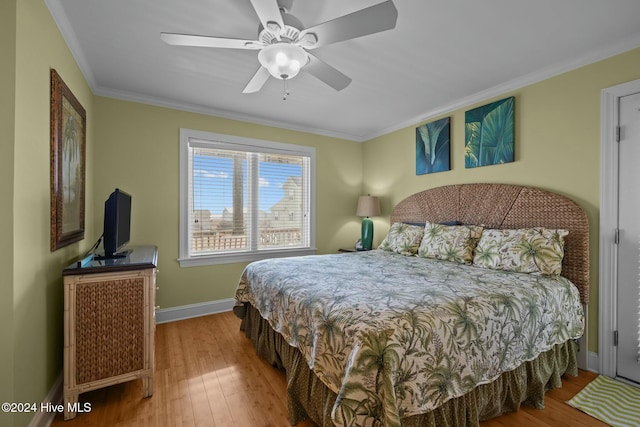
[390,183,589,304]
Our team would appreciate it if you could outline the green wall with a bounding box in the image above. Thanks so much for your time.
[8,0,96,425]
[362,47,640,352]
[0,1,17,425]
[93,97,363,308]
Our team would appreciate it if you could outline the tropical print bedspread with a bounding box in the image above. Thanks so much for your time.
[235,250,584,427]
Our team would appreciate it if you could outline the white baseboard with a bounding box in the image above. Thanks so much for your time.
[29,372,62,427]
[588,351,599,373]
[155,298,235,324]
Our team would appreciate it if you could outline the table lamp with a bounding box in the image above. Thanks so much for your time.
[356,195,381,250]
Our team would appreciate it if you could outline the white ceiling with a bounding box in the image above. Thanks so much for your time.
[46,0,640,142]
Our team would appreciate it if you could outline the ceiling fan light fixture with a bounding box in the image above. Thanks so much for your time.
[258,43,308,80]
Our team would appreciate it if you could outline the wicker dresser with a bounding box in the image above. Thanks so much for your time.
[62,245,158,420]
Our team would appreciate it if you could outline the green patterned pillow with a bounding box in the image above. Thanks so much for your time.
[473,227,568,275]
[377,223,424,255]
[417,222,484,264]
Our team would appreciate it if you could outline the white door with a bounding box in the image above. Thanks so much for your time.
[617,91,640,384]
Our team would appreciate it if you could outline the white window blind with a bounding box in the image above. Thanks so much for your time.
[179,129,316,267]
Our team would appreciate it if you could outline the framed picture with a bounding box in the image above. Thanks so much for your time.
[50,69,86,251]
[416,117,450,175]
[465,96,514,168]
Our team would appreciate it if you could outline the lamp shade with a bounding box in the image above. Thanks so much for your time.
[258,43,309,80]
[356,195,381,218]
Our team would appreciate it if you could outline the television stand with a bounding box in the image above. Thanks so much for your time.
[62,245,158,420]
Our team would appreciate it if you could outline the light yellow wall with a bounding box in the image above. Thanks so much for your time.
[11,0,95,425]
[0,1,17,425]
[363,47,640,353]
[93,97,363,308]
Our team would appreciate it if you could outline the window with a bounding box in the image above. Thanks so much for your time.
[179,129,316,267]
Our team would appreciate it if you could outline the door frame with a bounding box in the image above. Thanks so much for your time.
[599,78,640,378]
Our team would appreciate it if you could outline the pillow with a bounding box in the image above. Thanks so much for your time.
[473,227,568,275]
[417,222,483,264]
[378,223,424,255]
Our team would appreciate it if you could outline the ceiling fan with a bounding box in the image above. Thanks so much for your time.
[161,0,398,97]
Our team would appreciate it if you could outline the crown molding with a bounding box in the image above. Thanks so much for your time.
[93,85,364,142]
[45,0,97,88]
[361,33,640,142]
[45,0,640,144]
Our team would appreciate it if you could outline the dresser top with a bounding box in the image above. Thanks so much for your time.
[63,245,158,275]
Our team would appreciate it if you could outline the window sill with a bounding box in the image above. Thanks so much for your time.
[178,247,318,267]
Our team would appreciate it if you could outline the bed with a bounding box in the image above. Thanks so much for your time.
[233,183,589,427]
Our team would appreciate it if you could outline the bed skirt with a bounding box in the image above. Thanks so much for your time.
[235,302,578,427]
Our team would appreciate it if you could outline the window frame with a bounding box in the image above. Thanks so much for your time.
[178,128,316,267]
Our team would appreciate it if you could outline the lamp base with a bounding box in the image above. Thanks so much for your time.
[361,217,374,250]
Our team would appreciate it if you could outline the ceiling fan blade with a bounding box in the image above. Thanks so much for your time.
[161,32,263,49]
[299,0,398,49]
[242,66,271,93]
[305,54,352,91]
[249,0,285,34]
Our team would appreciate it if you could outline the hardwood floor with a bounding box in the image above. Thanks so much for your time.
[51,311,606,427]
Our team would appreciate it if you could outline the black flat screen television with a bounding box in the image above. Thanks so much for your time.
[100,188,132,259]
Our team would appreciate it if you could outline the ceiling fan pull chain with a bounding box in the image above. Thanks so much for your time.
[282,76,290,100]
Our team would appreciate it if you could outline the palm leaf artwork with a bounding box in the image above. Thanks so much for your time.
[416,117,450,175]
[465,97,514,168]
